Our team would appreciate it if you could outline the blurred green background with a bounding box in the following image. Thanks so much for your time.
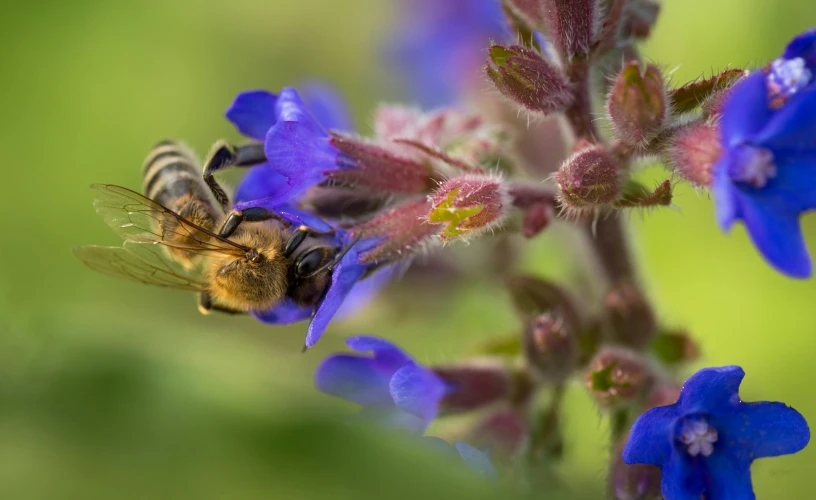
[2,0,816,498]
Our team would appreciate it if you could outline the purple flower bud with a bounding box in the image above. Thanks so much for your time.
[523,313,578,382]
[585,348,654,410]
[667,123,721,187]
[556,145,622,209]
[428,174,510,241]
[609,435,662,500]
[620,0,661,41]
[604,282,657,349]
[433,361,516,414]
[541,0,597,59]
[485,44,573,115]
[521,202,552,238]
[354,198,441,266]
[608,62,667,146]
[328,132,435,193]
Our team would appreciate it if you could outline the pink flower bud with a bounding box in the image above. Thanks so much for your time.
[354,197,441,266]
[433,361,518,414]
[521,202,552,238]
[485,44,573,115]
[667,123,722,187]
[585,348,654,410]
[604,282,657,349]
[555,145,621,209]
[620,0,661,40]
[541,0,597,59]
[608,62,667,146]
[428,174,510,241]
[524,313,578,382]
[328,132,435,193]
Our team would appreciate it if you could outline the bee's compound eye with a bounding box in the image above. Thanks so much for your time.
[296,248,326,277]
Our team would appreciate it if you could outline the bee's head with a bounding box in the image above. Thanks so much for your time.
[206,227,290,311]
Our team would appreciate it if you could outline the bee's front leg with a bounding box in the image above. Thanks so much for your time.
[202,140,267,212]
[198,292,245,315]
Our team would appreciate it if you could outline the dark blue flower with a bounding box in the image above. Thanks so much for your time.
[713,29,816,277]
[387,0,507,107]
[623,366,810,500]
[226,85,355,205]
[315,336,448,432]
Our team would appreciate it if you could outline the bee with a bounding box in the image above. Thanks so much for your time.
[74,140,353,315]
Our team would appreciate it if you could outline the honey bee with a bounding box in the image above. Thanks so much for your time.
[75,140,354,315]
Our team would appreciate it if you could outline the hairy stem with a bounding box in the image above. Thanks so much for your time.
[564,58,599,142]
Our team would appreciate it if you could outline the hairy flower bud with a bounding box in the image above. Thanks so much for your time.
[667,123,722,187]
[524,314,578,382]
[433,361,518,415]
[670,69,747,114]
[428,174,509,241]
[541,0,597,59]
[485,44,573,115]
[620,0,661,40]
[354,197,441,266]
[609,434,662,500]
[604,282,657,349]
[585,348,653,410]
[556,146,621,209]
[506,275,582,331]
[608,62,667,146]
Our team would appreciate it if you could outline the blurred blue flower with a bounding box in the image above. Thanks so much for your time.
[421,437,498,480]
[226,86,354,205]
[388,0,507,107]
[713,29,816,277]
[624,366,810,500]
[315,336,448,432]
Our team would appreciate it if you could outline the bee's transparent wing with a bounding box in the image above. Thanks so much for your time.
[73,241,206,291]
[90,183,244,256]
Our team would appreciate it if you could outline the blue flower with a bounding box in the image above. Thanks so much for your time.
[226,85,355,205]
[713,29,816,277]
[387,0,507,107]
[623,366,810,500]
[421,437,498,481]
[315,336,448,432]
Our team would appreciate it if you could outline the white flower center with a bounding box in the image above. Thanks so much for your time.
[768,57,812,101]
[680,419,718,457]
[729,145,776,188]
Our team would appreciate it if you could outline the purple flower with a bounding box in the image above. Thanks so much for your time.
[315,336,448,433]
[226,85,354,205]
[713,29,816,277]
[387,0,507,107]
[623,366,809,500]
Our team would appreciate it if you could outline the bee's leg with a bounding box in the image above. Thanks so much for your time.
[198,292,245,315]
[202,140,267,212]
[283,224,340,258]
[217,207,292,238]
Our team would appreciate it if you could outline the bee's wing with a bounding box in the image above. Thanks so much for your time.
[73,242,206,291]
[90,183,245,256]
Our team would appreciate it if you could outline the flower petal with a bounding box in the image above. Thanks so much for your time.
[701,453,755,500]
[234,164,289,204]
[300,81,355,131]
[754,88,816,152]
[659,454,705,500]
[345,336,412,369]
[714,401,810,461]
[712,157,741,231]
[623,405,677,466]
[783,28,816,69]
[454,442,498,480]
[334,264,401,320]
[739,194,811,278]
[226,90,279,141]
[304,260,367,349]
[719,72,775,147]
[315,354,393,406]
[251,298,313,324]
[678,366,744,414]
[389,363,446,426]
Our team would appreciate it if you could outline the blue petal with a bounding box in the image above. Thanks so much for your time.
[315,354,394,407]
[389,363,446,426]
[623,405,677,466]
[299,81,355,132]
[345,336,412,369]
[739,193,811,278]
[264,88,340,206]
[251,298,313,324]
[678,366,744,414]
[712,157,741,231]
[720,72,775,147]
[783,29,816,69]
[304,260,367,349]
[334,264,401,320]
[359,406,425,433]
[714,401,810,461]
[226,90,279,141]
[754,88,816,152]
[659,454,705,500]
[234,164,289,204]
[454,442,498,480]
[701,453,755,500]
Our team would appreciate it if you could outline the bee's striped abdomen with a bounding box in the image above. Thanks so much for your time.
[143,141,213,210]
